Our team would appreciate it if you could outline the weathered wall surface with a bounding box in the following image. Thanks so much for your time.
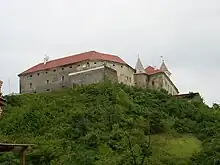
[134,74,148,88]
[19,60,134,94]
[161,74,178,95]
[148,74,163,90]
[69,66,117,86]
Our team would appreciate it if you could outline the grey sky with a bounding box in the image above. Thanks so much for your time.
[0,0,219,105]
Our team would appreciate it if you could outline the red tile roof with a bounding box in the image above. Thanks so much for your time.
[19,51,128,75]
[145,66,161,75]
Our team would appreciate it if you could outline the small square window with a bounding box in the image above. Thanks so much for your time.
[46,89,50,91]
[30,75,32,77]
[78,64,80,67]
[113,64,115,66]
[121,66,123,68]
[69,66,72,68]
[45,71,48,74]
[53,69,56,72]
[94,62,96,64]
[37,73,40,76]
[87,62,89,65]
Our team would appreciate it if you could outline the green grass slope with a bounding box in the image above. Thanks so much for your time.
[0,82,219,165]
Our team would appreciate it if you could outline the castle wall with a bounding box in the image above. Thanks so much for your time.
[133,74,148,88]
[19,60,126,94]
[148,74,163,90]
[161,74,178,95]
[68,66,118,86]
[147,73,178,95]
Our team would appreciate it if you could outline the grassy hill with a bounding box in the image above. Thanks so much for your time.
[0,82,219,164]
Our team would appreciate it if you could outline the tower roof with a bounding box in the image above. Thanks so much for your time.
[160,61,171,76]
[135,56,145,73]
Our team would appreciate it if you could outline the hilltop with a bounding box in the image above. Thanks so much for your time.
[0,82,219,164]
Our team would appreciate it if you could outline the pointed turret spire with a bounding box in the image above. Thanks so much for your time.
[135,55,145,73]
[160,57,171,76]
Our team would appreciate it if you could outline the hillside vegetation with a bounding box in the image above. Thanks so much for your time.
[0,82,220,164]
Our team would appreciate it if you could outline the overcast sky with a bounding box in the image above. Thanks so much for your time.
[0,0,219,105]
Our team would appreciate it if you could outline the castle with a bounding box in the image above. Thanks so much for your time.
[18,51,179,95]
[0,80,6,116]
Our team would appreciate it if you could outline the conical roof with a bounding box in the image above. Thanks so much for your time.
[135,56,145,73]
[160,61,171,76]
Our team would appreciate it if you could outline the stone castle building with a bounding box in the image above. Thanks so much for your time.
[18,51,178,95]
[0,80,6,116]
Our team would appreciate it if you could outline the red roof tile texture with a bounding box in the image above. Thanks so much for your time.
[145,66,161,75]
[19,51,127,75]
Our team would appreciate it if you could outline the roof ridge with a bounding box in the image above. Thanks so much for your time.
[18,51,128,75]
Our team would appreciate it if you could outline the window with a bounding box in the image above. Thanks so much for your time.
[61,76,64,81]
[45,71,48,74]
[78,64,80,67]
[46,80,49,84]
[69,66,72,68]
[152,81,155,86]
[29,83,32,88]
[30,75,32,77]
[94,62,96,64]
[113,64,115,66]
[121,65,123,68]
[37,73,40,76]
[62,68,64,70]
[46,89,50,91]
[53,69,56,72]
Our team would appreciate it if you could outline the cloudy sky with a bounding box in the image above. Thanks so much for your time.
[0,0,219,105]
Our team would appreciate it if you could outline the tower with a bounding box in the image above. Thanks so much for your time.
[160,57,171,76]
[135,55,145,73]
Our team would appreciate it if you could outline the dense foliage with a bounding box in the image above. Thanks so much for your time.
[0,82,219,164]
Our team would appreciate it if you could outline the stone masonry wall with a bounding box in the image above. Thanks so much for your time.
[134,74,148,88]
[68,66,117,86]
[19,60,134,94]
